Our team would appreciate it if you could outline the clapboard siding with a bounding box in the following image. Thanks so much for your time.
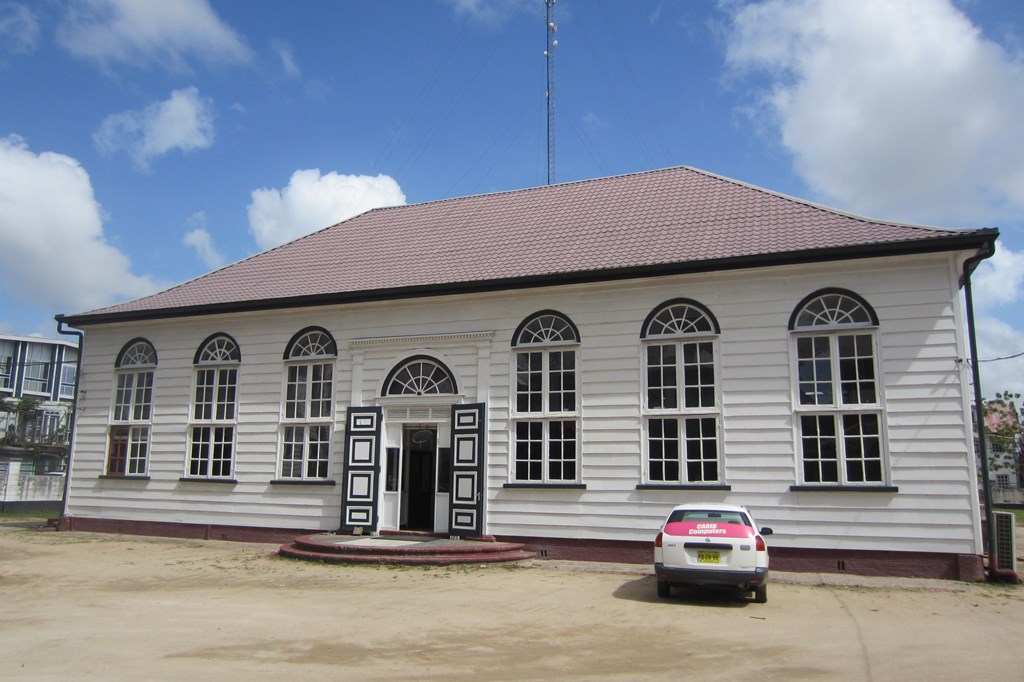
[67,252,983,556]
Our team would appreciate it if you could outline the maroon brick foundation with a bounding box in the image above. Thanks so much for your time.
[54,516,985,581]
[493,535,984,581]
[56,515,314,545]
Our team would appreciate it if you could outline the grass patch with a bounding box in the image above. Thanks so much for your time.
[0,511,50,520]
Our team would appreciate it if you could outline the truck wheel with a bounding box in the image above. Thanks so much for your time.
[753,584,767,604]
[657,579,671,598]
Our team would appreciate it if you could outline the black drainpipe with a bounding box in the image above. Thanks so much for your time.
[55,318,83,520]
[962,242,1004,579]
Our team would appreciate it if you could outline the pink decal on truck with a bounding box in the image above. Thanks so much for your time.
[664,521,755,538]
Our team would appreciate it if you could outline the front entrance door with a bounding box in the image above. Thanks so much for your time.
[402,426,436,531]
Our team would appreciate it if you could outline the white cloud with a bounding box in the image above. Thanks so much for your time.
[248,169,406,251]
[56,0,251,72]
[0,135,162,316]
[182,212,224,269]
[94,87,215,170]
[272,39,300,78]
[975,315,1024,396]
[0,2,39,56]
[724,0,1024,226]
[972,240,1024,310]
[441,0,532,27]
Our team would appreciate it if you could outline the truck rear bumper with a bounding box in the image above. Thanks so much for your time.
[655,562,768,588]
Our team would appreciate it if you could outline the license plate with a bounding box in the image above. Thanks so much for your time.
[697,551,720,564]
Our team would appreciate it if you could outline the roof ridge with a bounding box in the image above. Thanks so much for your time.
[362,165,692,216]
[684,167,976,233]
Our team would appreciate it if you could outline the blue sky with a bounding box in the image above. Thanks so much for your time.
[1,0,1023,394]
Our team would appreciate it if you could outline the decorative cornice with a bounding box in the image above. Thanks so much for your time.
[349,331,495,348]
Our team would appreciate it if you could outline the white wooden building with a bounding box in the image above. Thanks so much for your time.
[57,167,997,579]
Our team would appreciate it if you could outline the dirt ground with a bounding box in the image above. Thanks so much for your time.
[1,519,1023,681]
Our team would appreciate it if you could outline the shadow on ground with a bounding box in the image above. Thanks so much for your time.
[613,574,752,608]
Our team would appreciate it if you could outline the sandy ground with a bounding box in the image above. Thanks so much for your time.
[1,519,1023,681]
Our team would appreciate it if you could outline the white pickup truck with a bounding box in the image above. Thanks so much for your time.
[653,503,773,603]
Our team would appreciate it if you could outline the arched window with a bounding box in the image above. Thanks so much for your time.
[279,328,337,480]
[383,356,457,396]
[790,289,877,330]
[188,334,240,479]
[107,339,157,477]
[641,300,721,485]
[513,310,580,346]
[511,311,580,484]
[790,289,884,485]
[194,334,241,364]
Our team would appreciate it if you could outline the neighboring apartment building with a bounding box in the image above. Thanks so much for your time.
[0,334,79,474]
[983,400,1023,490]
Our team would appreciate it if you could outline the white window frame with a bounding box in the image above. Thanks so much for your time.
[0,340,15,393]
[107,340,156,477]
[21,343,51,396]
[187,335,240,479]
[59,348,78,399]
[790,291,888,487]
[278,328,337,481]
[641,300,723,485]
[511,312,581,484]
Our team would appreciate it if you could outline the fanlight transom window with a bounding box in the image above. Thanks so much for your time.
[196,335,241,364]
[116,340,157,367]
[286,328,337,359]
[384,357,456,396]
[792,292,875,329]
[514,311,579,346]
[643,300,718,338]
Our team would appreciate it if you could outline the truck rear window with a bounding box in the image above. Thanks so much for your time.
[667,509,750,526]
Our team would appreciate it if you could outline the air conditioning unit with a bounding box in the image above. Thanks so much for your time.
[993,511,1018,573]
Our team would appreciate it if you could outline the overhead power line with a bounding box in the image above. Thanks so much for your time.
[979,350,1024,363]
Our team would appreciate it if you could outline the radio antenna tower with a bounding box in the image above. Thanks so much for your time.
[544,0,557,185]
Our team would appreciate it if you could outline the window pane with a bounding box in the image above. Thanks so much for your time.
[843,413,882,482]
[516,352,543,413]
[801,415,838,483]
[548,420,577,481]
[549,350,576,413]
[684,417,718,483]
[190,427,210,476]
[114,373,134,421]
[23,344,51,393]
[0,340,15,389]
[514,421,543,481]
[646,344,677,409]
[216,369,237,420]
[797,336,833,405]
[194,369,215,420]
[838,334,876,405]
[107,426,129,475]
[281,426,304,478]
[128,427,149,475]
[648,418,679,482]
[286,365,307,419]
[307,424,331,478]
[133,371,153,421]
[211,427,233,477]
[60,364,77,399]
[679,341,715,409]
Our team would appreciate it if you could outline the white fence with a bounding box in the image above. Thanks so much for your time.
[0,461,64,511]
[994,487,1024,506]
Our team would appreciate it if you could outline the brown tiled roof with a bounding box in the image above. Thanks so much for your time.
[62,166,996,325]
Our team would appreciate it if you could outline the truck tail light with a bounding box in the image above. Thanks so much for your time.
[755,534,767,552]
[654,531,663,548]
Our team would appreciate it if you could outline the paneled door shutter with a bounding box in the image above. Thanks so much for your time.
[449,403,486,536]
[340,406,383,533]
